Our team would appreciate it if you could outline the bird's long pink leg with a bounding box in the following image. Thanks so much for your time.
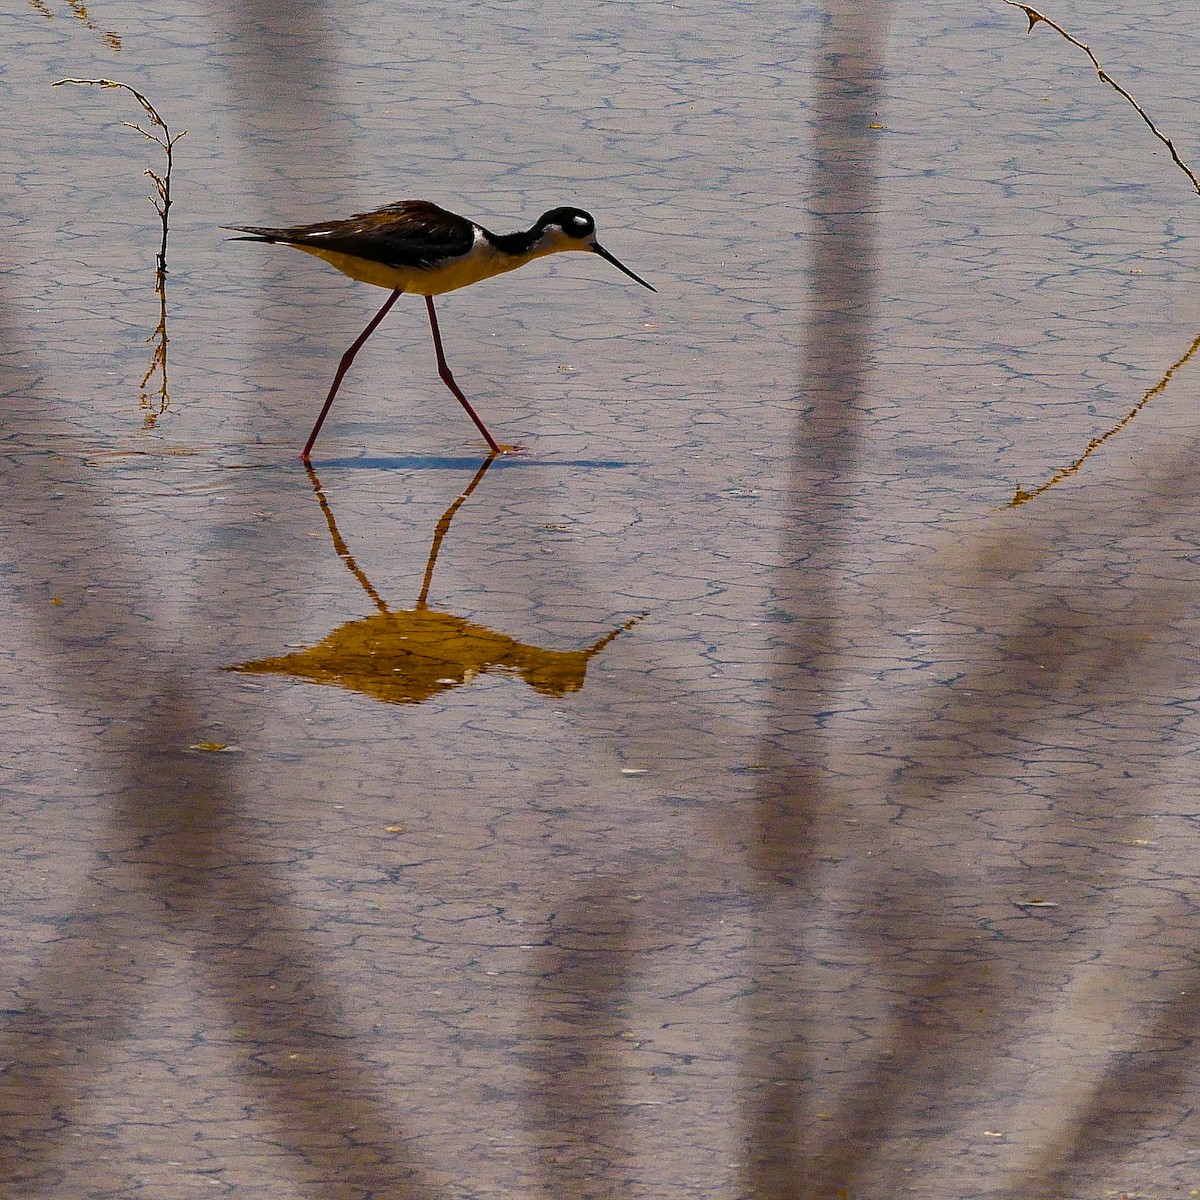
[424,295,502,454]
[302,287,403,461]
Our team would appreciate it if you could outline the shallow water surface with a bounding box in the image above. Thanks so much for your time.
[5,1,1200,1197]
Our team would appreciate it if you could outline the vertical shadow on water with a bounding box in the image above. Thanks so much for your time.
[522,4,892,1196]
[746,3,890,1197]
[0,287,433,1196]
[742,7,1200,1194]
[213,0,357,458]
[751,2,888,868]
[217,0,349,173]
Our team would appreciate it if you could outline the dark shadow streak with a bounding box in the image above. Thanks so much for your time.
[744,5,890,1197]
[522,5,892,1196]
[0,297,435,1196]
[883,459,1200,1199]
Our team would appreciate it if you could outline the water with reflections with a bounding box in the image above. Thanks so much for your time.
[5,1,1200,1196]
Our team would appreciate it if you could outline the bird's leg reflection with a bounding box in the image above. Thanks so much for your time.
[305,460,391,614]
[305,453,497,613]
[417,451,498,604]
[231,459,643,705]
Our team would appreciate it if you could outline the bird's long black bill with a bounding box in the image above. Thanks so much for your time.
[592,242,656,292]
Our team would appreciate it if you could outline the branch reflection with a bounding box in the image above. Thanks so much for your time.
[27,0,122,50]
[139,270,170,428]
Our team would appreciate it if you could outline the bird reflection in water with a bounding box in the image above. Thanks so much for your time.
[230,455,644,704]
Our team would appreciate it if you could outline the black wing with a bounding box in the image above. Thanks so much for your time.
[226,200,477,269]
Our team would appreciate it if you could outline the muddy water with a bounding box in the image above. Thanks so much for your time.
[5,1,1200,1197]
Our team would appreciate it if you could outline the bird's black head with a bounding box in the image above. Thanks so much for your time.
[536,207,596,240]
[528,205,656,291]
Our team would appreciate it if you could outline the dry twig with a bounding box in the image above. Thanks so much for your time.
[1008,329,1200,507]
[53,78,181,426]
[1000,5,1200,505]
[1003,1,1200,196]
[52,77,185,277]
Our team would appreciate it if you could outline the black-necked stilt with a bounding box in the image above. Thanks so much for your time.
[228,199,655,459]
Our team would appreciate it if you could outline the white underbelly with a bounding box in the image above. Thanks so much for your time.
[293,236,531,296]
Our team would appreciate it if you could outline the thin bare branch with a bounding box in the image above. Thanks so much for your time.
[1003,1,1200,196]
[52,77,186,277]
[122,120,167,149]
[52,76,177,428]
[1007,327,1200,507]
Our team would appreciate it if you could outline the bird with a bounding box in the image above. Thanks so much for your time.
[227,200,655,459]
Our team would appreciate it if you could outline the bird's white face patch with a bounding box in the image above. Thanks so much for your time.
[540,219,596,253]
